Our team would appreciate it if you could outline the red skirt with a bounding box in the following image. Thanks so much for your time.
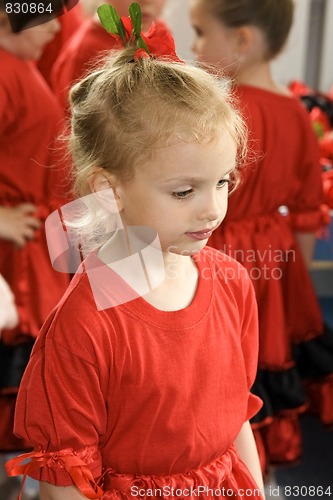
[209,212,333,468]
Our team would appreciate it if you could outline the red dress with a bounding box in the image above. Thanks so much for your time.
[51,18,173,113]
[0,48,70,450]
[209,84,333,466]
[7,248,263,499]
[37,3,84,86]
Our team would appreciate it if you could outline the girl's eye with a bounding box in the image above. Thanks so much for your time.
[217,179,230,188]
[172,189,193,199]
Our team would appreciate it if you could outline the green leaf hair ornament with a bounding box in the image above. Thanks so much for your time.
[96,2,182,62]
[97,3,150,56]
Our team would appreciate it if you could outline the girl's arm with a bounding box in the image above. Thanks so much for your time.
[0,204,41,247]
[40,482,89,499]
[233,421,265,498]
[295,232,316,269]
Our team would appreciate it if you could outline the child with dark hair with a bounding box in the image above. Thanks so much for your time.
[190,0,333,469]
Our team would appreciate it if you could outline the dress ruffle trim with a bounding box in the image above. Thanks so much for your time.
[101,445,263,499]
[6,445,264,499]
[250,366,307,426]
[289,207,327,232]
[260,413,303,464]
[294,324,333,425]
[304,374,333,426]
[294,323,333,378]
[5,445,103,499]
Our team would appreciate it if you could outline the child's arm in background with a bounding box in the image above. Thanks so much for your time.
[40,482,89,499]
[0,204,41,248]
[0,274,18,332]
[234,420,265,498]
[295,232,317,269]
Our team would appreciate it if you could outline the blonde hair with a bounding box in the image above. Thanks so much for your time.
[67,47,246,252]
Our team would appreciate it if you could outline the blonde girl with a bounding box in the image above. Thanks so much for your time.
[7,10,265,499]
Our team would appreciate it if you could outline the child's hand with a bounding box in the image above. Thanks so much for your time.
[0,204,42,248]
[0,274,19,334]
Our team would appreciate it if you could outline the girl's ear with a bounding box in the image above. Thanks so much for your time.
[235,25,256,56]
[87,169,124,213]
[235,25,266,60]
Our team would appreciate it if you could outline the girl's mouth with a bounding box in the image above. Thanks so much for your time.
[185,229,213,241]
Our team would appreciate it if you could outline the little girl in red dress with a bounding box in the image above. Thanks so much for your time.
[6,5,265,499]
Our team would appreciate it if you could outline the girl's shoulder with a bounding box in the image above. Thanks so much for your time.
[0,48,27,86]
[236,84,308,113]
[33,259,114,364]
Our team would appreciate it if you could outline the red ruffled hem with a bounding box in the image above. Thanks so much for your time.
[5,445,103,499]
[101,446,263,499]
[6,445,264,499]
[304,374,333,426]
[289,207,328,232]
[256,413,303,466]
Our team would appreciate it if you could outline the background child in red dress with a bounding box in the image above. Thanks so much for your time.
[51,0,168,113]
[0,5,71,496]
[6,7,266,499]
[189,0,333,471]
[37,2,84,86]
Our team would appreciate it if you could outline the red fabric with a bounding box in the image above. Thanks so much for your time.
[0,395,31,451]
[9,248,262,497]
[51,17,173,113]
[208,85,327,465]
[262,414,303,464]
[222,86,324,231]
[37,3,84,86]
[305,375,333,425]
[209,85,324,366]
[106,16,181,63]
[0,49,70,344]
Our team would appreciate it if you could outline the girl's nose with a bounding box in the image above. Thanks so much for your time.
[198,193,221,222]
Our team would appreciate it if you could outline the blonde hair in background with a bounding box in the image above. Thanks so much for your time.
[67,47,247,253]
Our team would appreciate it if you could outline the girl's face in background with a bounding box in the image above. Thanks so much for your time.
[189,0,239,76]
[0,17,60,60]
[114,131,236,256]
[107,0,165,30]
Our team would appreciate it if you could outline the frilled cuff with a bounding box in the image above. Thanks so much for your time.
[247,392,263,421]
[289,205,330,232]
[5,445,104,499]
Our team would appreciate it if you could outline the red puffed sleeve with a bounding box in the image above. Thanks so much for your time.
[6,279,112,498]
[288,106,325,232]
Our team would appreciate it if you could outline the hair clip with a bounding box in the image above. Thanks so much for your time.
[97,2,182,62]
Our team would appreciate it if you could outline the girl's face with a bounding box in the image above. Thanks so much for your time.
[0,17,60,60]
[113,130,236,256]
[189,0,240,76]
